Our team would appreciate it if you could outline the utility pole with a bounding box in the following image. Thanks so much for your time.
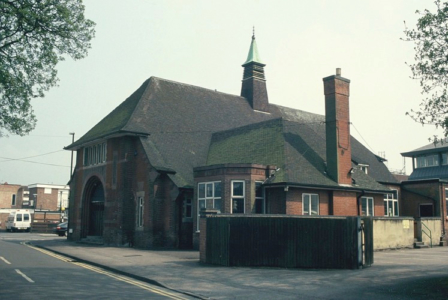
[69,132,75,178]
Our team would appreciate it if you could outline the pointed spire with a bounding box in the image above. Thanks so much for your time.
[241,30,269,112]
[243,27,263,65]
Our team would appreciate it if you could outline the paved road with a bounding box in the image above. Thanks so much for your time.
[2,232,448,299]
[0,235,194,299]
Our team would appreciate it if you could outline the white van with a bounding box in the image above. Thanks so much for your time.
[6,210,31,232]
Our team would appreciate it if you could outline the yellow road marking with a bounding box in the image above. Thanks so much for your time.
[24,243,189,300]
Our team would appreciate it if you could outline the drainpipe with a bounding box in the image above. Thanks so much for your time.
[356,190,365,216]
[439,183,446,239]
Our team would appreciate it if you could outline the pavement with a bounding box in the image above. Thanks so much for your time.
[30,238,448,299]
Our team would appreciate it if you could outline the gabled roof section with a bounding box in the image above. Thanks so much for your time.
[207,119,286,181]
[66,75,397,189]
[119,77,275,188]
[206,117,392,192]
[401,140,448,157]
[66,79,151,149]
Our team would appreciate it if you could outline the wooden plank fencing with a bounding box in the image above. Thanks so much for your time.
[204,215,371,269]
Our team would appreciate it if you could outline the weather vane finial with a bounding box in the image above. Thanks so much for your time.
[252,26,255,39]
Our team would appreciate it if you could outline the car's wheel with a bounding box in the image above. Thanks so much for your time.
[58,233,64,236]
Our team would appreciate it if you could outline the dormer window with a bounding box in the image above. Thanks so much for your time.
[358,164,369,174]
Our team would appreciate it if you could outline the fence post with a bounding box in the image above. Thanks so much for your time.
[199,209,219,263]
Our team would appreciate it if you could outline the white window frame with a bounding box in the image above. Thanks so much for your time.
[302,193,319,215]
[255,181,265,214]
[231,180,245,214]
[197,181,222,229]
[137,196,144,227]
[361,196,375,216]
[384,190,398,216]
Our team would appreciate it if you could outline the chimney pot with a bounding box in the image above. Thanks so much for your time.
[336,68,341,76]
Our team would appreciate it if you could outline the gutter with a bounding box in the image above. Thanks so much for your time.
[264,182,391,195]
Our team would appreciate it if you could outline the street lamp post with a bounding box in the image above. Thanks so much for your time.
[69,132,75,178]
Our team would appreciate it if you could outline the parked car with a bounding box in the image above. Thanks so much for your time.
[53,222,67,236]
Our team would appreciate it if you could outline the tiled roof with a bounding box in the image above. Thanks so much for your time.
[68,77,397,189]
[401,140,448,157]
[207,118,391,192]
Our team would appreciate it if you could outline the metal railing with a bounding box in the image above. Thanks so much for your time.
[421,222,432,248]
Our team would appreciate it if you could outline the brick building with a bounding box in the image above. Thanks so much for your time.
[401,142,448,242]
[66,34,399,249]
[27,184,70,212]
[0,183,69,228]
[0,183,27,209]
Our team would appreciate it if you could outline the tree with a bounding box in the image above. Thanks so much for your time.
[404,0,448,139]
[0,0,95,136]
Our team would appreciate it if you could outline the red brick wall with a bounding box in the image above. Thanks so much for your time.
[266,187,286,214]
[29,187,60,211]
[0,184,21,209]
[401,182,440,217]
[333,191,357,215]
[285,189,330,215]
[69,136,182,248]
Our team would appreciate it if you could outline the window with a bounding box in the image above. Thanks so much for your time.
[255,181,265,214]
[361,197,374,216]
[11,194,16,206]
[231,181,245,214]
[183,197,192,218]
[16,214,22,222]
[137,197,144,227]
[443,153,448,165]
[416,154,439,168]
[384,190,398,216]
[24,214,30,221]
[198,182,222,212]
[198,181,221,229]
[358,164,369,174]
[83,142,107,166]
[302,194,319,215]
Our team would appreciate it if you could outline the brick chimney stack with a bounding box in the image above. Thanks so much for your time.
[323,68,352,185]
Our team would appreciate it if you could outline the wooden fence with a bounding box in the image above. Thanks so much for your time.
[203,215,372,269]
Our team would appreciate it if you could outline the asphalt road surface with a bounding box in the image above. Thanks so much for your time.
[0,232,193,299]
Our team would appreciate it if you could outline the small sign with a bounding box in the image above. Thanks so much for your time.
[402,220,410,229]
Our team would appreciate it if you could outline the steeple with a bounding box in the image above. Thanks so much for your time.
[241,30,269,112]
[243,30,263,65]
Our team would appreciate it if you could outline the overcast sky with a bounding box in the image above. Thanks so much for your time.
[0,0,441,185]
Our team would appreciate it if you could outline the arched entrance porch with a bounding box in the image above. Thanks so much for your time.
[82,176,105,237]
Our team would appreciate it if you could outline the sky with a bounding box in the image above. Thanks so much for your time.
[0,0,442,185]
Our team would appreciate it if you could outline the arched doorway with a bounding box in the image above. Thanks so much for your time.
[82,177,105,237]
